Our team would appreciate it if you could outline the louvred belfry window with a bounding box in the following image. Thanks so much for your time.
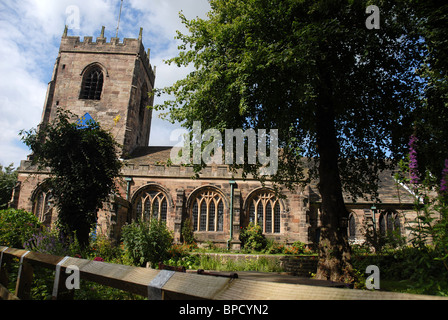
[80,67,104,100]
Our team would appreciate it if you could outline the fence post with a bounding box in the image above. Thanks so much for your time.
[52,256,74,300]
[0,247,10,287]
[15,251,33,300]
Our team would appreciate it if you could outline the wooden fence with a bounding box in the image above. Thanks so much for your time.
[0,246,446,300]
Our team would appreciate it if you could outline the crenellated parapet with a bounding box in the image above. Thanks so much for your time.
[60,26,155,87]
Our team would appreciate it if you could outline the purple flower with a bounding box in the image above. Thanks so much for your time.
[440,159,448,195]
[408,135,420,184]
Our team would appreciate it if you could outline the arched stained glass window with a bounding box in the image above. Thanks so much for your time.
[348,213,356,240]
[273,202,281,233]
[265,202,272,233]
[80,66,104,100]
[246,190,282,234]
[33,188,54,223]
[379,210,400,236]
[189,188,225,232]
[133,188,168,223]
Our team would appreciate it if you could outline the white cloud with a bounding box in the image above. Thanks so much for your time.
[0,0,210,167]
[19,0,117,37]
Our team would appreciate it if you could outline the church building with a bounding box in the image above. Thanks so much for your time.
[10,27,418,249]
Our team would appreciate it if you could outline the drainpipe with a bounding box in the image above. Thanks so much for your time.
[124,177,133,201]
[370,204,377,232]
[227,180,236,250]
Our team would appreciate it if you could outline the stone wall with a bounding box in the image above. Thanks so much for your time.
[119,160,310,246]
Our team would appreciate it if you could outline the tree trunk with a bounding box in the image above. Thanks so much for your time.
[314,96,354,283]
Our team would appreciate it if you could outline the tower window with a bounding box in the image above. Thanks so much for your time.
[80,66,104,100]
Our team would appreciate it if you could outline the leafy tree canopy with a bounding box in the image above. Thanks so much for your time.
[0,164,17,209]
[21,109,122,247]
[410,0,448,185]
[157,0,424,201]
[156,0,426,281]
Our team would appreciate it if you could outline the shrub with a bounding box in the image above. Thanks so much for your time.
[239,223,267,252]
[290,240,307,254]
[164,243,200,269]
[265,241,286,254]
[24,228,70,256]
[181,218,196,245]
[121,219,173,267]
[89,234,122,263]
[0,208,41,248]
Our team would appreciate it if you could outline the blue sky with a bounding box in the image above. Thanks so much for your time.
[0,0,211,168]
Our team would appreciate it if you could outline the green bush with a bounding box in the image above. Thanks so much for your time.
[0,208,41,248]
[24,227,71,256]
[264,240,286,254]
[121,219,173,267]
[181,218,196,245]
[164,243,200,269]
[239,223,267,252]
[89,234,123,263]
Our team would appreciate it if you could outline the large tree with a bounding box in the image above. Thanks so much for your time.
[411,1,448,186]
[156,0,424,281]
[21,109,122,247]
[0,164,17,209]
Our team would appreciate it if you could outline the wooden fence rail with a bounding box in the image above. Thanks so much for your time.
[1,246,447,300]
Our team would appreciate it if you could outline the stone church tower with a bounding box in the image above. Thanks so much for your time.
[41,26,156,156]
[11,26,159,231]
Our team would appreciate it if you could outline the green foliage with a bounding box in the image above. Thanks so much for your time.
[351,246,448,296]
[239,223,267,252]
[360,219,407,254]
[395,147,448,280]
[351,144,448,296]
[89,234,123,263]
[264,240,286,254]
[181,217,196,245]
[156,0,426,281]
[0,164,17,209]
[289,241,308,255]
[164,243,200,270]
[264,239,311,255]
[20,108,122,247]
[0,208,41,248]
[196,255,283,273]
[156,0,424,198]
[121,219,173,267]
[24,227,71,256]
[411,1,448,183]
